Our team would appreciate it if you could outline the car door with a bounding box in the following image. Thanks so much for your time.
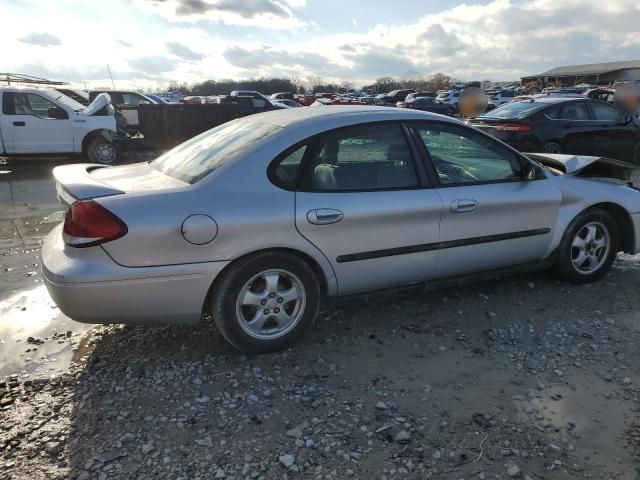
[293,122,444,295]
[410,121,561,278]
[1,92,73,153]
[548,101,596,155]
[587,101,636,161]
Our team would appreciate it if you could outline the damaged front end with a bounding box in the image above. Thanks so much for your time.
[526,153,639,186]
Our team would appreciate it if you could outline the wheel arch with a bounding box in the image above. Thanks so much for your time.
[560,203,635,254]
[81,129,116,156]
[201,247,333,317]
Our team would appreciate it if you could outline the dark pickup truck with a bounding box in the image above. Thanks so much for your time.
[382,89,415,105]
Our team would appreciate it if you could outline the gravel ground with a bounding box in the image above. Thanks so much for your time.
[1,159,640,480]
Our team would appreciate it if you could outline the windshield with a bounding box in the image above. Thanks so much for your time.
[479,101,547,119]
[51,91,85,111]
[150,119,281,184]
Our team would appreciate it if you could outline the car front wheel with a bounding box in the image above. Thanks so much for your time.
[87,137,117,164]
[551,209,619,283]
[542,141,563,154]
[211,252,321,353]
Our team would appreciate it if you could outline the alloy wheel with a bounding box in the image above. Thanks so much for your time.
[570,221,610,274]
[235,269,306,340]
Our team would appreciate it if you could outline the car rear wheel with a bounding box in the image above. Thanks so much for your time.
[542,141,563,154]
[210,251,321,353]
[87,137,117,164]
[551,209,619,283]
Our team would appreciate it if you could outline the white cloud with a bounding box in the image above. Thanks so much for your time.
[136,0,308,29]
[18,32,62,47]
[3,0,640,89]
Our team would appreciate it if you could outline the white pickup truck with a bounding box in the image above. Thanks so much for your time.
[0,86,119,163]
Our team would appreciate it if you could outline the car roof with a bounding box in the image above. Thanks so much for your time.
[522,97,587,105]
[255,105,458,128]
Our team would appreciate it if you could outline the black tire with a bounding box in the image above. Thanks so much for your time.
[86,137,117,164]
[211,251,321,353]
[551,209,619,283]
[542,141,563,154]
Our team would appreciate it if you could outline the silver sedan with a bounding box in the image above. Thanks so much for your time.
[42,106,640,353]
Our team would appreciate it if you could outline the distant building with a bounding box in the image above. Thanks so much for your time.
[521,60,640,86]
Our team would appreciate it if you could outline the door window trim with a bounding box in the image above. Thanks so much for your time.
[408,120,546,188]
[267,138,316,191]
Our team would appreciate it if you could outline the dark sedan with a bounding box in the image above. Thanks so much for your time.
[469,98,640,163]
[396,97,456,116]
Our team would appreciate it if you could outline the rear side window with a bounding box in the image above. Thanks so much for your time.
[590,102,623,122]
[270,144,307,189]
[304,123,419,191]
[558,102,590,120]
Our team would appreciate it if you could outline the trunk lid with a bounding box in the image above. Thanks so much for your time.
[53,163,187,205]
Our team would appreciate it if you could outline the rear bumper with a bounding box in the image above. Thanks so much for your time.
[41,225,229,324]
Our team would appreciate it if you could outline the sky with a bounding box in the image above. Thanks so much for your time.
[2,0,640,91]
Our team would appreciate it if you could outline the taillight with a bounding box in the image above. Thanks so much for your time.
[63,200,127,248]
[496,123,531,132]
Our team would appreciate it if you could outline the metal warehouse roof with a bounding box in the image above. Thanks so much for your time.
[532,60,640,77]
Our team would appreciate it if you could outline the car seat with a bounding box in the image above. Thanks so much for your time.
[377,143,416,188]
[312,141,359,190]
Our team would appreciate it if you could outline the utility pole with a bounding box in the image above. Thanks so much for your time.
[107,64,116,89]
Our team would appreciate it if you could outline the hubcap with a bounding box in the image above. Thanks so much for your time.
[236,269,306,340]
[95,143,115,164]
[571,221,610,274]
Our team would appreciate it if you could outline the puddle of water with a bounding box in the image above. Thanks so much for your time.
[517,375,635,478]
[0,285,92,378]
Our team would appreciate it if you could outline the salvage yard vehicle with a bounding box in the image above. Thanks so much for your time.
[469,98,640,163]
[396,96,455,116]
[0,86,118,163]
[42,106,640,353]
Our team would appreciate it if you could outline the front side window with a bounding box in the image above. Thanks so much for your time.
[306,123,418,191]
[414,123,523,185]
[122,93,150,105]
[2,93,65,119]
[590,102,623,122]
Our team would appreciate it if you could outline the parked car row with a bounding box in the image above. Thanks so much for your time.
[469,97,640,163]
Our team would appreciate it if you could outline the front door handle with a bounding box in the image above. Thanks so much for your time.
[13,121,25,126]
[307,208,344,225]
[451,199,478,213]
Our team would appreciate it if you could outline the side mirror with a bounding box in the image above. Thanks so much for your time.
[48,106,68,120]
[522,162,538,180]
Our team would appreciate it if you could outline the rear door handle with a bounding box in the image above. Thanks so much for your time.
[451,199,478,213]
[307,208,344,225]
[13,121,25,126]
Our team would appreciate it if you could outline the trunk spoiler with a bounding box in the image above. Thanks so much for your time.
[53,164,124,205]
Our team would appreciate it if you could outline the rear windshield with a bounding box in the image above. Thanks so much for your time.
[480,101,547,119]
[150,119,280,184]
